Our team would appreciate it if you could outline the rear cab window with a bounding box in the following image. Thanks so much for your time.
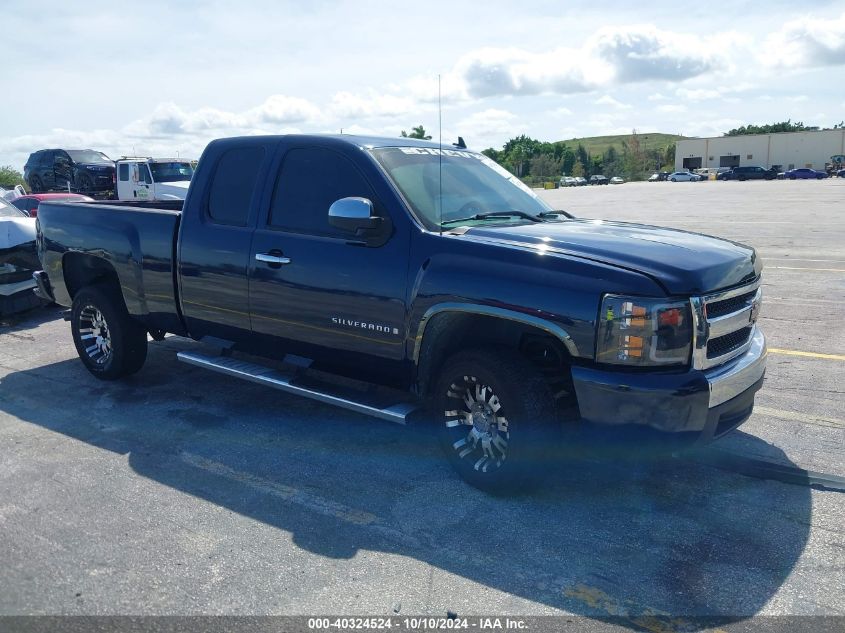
[206,147,266,226]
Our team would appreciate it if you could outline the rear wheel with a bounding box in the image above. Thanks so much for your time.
[71,284,147,380]
[76,173,94,195]
[433,348,558,493]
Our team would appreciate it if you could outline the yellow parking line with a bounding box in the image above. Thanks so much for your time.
[767,266,845,272]
[769,348,845,361]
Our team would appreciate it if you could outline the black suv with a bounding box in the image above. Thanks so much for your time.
[589,174,609,185]
[24,149,115,195]
[719,166,778,181]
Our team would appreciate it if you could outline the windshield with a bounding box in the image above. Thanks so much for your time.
[0,197,26,218]
[370,147,553,229]
[67,150,112,163]
[149,161,194,183]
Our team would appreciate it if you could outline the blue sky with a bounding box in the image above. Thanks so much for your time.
[1,0,843,167]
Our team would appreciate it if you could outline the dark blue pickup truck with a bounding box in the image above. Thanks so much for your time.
[33,134,767,490]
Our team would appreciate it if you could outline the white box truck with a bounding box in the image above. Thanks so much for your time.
[115,158,195,201]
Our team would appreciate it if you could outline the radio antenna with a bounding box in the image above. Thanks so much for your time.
[438,73,442,236]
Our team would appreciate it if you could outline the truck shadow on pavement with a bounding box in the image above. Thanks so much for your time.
[0,335,812,626]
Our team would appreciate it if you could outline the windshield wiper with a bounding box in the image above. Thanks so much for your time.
[440,210,543,227]
[538,209,574,219]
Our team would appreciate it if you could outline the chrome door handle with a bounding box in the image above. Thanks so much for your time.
[255,253,291,265]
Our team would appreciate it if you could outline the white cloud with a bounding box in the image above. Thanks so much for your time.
[763,12,845,68]
[455,109,520,148]
[329,91,421,119]
[449,46,605,99]
[787,95,809,102]
[590,24,725,82]
[550,106,574,117]
[676,88,722,100]
[594,95,632,109]
[146,96,321,136]
[675,83,756,101]
[405,24,736,102]
[657,104,687,113]
[648,93,668,101]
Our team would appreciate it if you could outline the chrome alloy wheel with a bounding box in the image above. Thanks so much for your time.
[444,375,509,473]
[78,305,113,365]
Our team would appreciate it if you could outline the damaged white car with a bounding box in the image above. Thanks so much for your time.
[0,197,43,316]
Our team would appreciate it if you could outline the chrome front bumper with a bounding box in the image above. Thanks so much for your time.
[705,326,767,408]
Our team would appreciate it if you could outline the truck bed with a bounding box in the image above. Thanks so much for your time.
[37,201,184,333]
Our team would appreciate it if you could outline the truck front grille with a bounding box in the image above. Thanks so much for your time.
[706,290,757,319]
[707,326,753,359]
[692,279,761,370]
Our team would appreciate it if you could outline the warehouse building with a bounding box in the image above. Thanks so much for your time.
[675,129,845,172]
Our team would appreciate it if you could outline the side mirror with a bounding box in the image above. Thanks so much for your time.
[328,197,381,234]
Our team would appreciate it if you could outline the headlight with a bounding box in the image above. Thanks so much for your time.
[597,294,692,367]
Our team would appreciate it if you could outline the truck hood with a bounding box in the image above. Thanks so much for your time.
[464,219,760,295]
[154,181,190,200]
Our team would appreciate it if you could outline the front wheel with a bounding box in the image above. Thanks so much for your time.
[71,284,148,380]
[670,177,676,182]
[433,348,558,493]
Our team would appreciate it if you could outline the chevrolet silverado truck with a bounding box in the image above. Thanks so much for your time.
[33,134,767,491]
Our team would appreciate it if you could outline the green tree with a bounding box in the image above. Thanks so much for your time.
[529,154,562,181]
[0,165,26,190]
[401,125,432,140]
[481,148,501,162]
[663,142,676,171]
[602,146,622,177]
[725,120,819,136]
[575,144,591,177]
[622,129,649,181]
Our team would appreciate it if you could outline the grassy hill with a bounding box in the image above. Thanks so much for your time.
[557,132,686,156]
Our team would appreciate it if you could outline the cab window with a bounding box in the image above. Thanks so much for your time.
[206,146,266,226]
[268,147,378,237]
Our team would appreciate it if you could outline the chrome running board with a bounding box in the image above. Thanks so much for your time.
[177,351,417,424]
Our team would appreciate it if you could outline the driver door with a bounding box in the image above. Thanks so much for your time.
[248,144,408,364]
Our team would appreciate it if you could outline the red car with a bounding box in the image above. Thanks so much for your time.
[11,193,94,218]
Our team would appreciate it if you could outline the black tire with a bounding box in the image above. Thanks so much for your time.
[29,176,43,193]
[433,348,558,493]
[76,173,94,195]
[670,177,676,182]
[71,284,148,380]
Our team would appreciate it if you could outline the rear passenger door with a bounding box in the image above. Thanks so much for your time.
[248,144,409,364]
[54,151,73,190]
[178,141,276,343]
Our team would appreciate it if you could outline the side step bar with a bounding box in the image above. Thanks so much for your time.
[177,351,418,424]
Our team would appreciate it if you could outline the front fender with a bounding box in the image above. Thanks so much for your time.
[406,232,666,364]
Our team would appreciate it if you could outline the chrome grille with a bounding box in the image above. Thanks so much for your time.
[708,326,753,359]
[691,279,761,370]
[706,290,757,319]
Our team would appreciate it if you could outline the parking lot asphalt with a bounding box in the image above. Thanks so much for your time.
[0,179,843,625]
